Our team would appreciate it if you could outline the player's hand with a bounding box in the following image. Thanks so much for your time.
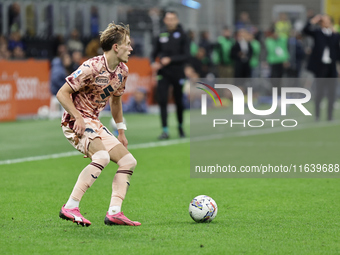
[74,116,86,137]
[151,62,162,71]
[310,14,322,25]
[160,57,171,66]
[117,130,128,148]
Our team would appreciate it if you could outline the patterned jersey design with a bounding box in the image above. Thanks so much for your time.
[61,54,128,128]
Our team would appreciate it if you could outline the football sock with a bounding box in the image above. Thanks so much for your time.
[108,205,121,215]
[162,127,168,133]
[65,150,110,209]
[109,154,137,210]
[65,197,79,209]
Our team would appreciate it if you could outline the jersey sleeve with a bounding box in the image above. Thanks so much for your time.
[113,75,127,97]
[113,64,128,97]
[65,60,94,92]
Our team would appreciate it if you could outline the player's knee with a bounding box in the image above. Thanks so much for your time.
[117,153,137,171]
[92,150,110,167]
[131,156,137,169]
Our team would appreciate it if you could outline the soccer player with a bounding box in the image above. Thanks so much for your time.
[56,22,140,227]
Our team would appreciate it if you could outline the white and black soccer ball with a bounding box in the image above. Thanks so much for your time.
[189,195,218,223]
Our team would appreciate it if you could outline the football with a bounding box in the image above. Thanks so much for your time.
[189,195,218,223]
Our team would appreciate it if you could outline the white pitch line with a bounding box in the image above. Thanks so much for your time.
[0,138,190,165]
[0,120,339,166]
[0,151,81,165]
[191,119,340,143]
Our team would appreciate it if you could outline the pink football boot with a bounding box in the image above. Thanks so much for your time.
[59,205,91,227]
[104,212,141,226]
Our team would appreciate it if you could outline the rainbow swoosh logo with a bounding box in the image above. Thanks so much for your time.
[196,82,222,106]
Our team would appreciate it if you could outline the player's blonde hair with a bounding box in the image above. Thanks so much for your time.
[100,21,130,52]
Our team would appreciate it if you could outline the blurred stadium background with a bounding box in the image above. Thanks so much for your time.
[1,0,340,121]
[2,1,340,254]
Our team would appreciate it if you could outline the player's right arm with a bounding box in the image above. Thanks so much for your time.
[56,83,85,137]
[303,15,321,37]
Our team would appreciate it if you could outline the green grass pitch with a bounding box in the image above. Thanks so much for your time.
[1,110,340,254]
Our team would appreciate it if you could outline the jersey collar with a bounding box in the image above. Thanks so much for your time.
[103,53,118,73]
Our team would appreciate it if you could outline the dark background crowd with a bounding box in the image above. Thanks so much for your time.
[1,4,337,81]
[1,2,340,120]
[0,3,331,80]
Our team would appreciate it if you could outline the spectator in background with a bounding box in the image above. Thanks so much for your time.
[214,26,234,78]
[235,11,256,34]
[90,6,99,38]
[231,29,253,78]
[275,13,292,39]
[187,30,206,77]
[188,30,198,57]
[248,32,261,78]
[199,30,213,67]
[71,50,83,71]
[0,35,7,47]
[67,29,84,53]
[0,35,11,60]
[192,47,209,77]
[265,28,289,97]
[0,44,11,60]
[12,46,25,59]
[123,88,148,113]
[8,2,21,33]
[265,28,289,79]
[52,35,65,58]
[303,14,340,121]
[56,44,68,59]
[8,31,24,52]
[85,36,101,58]
[49,53,72,119]
[287,31,305,78]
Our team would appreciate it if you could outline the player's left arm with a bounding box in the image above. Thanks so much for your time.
[110,93,128,148]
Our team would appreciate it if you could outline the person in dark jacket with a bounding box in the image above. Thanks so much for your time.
[198,30,213,67]
[123,88,148,113]
[151,11,190,139]
[287,31,305,78]
[49,53,72,119]
[230,29,253,78]
[303,14,340,121]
